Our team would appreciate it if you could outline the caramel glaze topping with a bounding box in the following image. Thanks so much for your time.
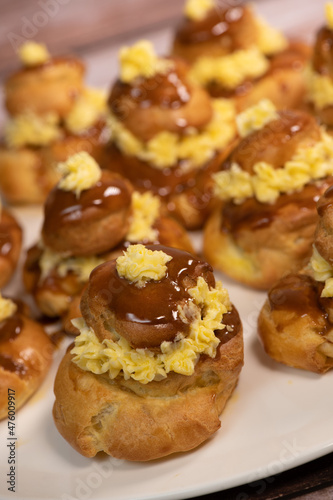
[221,178,333,234]
[316,182,333,217]
[268,273,333,335]
[0,222,13,258]
[84,244,216,348]
[42,171,132,235]
[109,58,192,118]
[0,353,27,375]
[312,26,333,77]
[0,313,22,344]
[174,4,255,48]
[224,110,320,175]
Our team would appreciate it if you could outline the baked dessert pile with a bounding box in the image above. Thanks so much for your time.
[258,185,333,373]
[1,0,333,462]
[0,41,110,204]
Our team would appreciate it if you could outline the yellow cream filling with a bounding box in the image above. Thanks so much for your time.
[70,276,231,383]
[18,41,50,66]
[326,2,333,30]
[57,152,102,198]
[65,88,108,134]
[4,112,61,148]
[127,191,160,243]
[184,0,214,20]
[255,17,288,56]
[39,247,105,283]
[189,47,269,89]
[236,99,278,138]
[305,65,333,110]
[309,245,333,297]
[119,40,173,84]
[116,244,172,287]
[109,98,236,169]
[0,294,17,322]
[214,130,333,204]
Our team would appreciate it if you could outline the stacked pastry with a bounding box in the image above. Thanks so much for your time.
[0,199,22,288]
[258,185,333,373]
[204,99,333,289]
[0,295,53,419]
[53,243,243,460]
[23,151,194,321]
[106,39,237,229]
[0,41,110,204]
[305,3,333,127]
[172,0,310,111]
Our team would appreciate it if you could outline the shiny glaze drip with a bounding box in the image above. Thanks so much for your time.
[175,4,251,46]
[0,227,12,257]
[268,274,332,332]
[221,180,331,233]
[43,171,132,232]
[217,306,241,345]
[7,56,84,80]
[226,110,320,174]
[312,26,333,76]
[0,313,23,343]
[0,353,27,375]
[109,59,191,114]
[88,245,215,341]
[317,183,333,216]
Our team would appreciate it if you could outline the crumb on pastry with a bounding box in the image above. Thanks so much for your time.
[326,2,333,29]
[214,129,333,204]
[119,40,174,84]
[116,244,172,287]
[18,41,50,66]
[254,16,288,55]
[57,152,102,198]
[184,0,214,21]
[236,99,278,138]
[0,294,17,322]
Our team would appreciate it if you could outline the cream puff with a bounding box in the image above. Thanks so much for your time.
[106,39,237,229]
[304,3,333,128]
[0,41,110,204]
[23,152,194,320]
[172,0,310,111]
[53,243,243,460]
[0,295,54,419]
[258,185,333,373]
[204,100,333,289]
[0,201,22,288]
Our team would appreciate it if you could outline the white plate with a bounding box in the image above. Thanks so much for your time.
[1,206,333,500]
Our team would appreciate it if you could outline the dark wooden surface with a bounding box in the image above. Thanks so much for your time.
[0,1,332,499]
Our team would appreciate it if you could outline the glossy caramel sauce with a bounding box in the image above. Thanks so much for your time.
[268,273,333,334]
[0,353,27,375]
[0,210,20,260]
[0,314,22,344]
[87,244,215,347]
[221,179,332,233]
[174,4,255,48]
[226,110,320,174]
[312,26,333,76]
[43,171,132,233]
[109,58,191,116]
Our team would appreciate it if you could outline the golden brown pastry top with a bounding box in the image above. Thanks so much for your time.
[108,57,214,141]
[226,109,320,174]
[81,244,215,349]
[174,4,256,53]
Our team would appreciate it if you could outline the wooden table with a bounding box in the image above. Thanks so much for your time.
[0,1,332,499]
